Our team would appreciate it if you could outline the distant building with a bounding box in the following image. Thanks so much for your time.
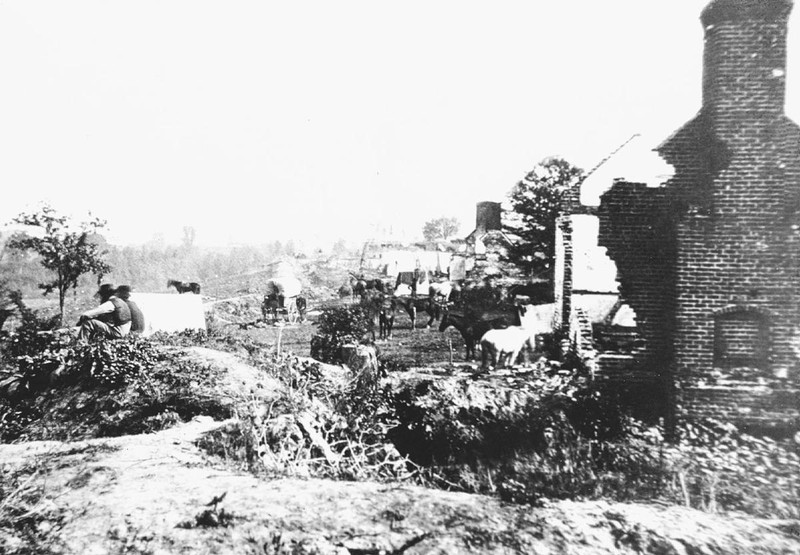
[359,240,455,279]
[453,201,524,284]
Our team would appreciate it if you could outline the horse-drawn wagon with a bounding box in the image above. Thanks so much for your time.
[262,275,304,325]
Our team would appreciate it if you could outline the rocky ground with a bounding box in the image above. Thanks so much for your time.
[1,349,798,554]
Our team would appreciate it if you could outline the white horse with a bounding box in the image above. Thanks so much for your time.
[480,326,531,370]
[517,303,555,352]
[479,304,556,370]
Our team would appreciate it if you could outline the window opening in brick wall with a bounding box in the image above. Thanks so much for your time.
[713,309,770,376]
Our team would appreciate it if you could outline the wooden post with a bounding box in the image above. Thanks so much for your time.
[448,337,453,365]
[277,326,283,355]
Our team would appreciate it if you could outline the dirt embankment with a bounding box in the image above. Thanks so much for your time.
[1,349,798,554]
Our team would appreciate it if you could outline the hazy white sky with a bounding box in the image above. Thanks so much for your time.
[1,1,799,247]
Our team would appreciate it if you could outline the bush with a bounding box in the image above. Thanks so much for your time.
[658,419,800,518]
[310,305,373,363]
[388,370,593,465]
[1,292,61,362]
[497,416,667,504]
[195,345,413,483]
[0,317,234,441]
[387,370,672,503]
[388,369,800,517]
[1,333,165,400]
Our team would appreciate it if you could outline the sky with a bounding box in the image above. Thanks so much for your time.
[1,1,799,248]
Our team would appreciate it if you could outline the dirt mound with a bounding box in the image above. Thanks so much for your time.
[1,348,797,554]
[1,417,797,555]
[176,346,282,402]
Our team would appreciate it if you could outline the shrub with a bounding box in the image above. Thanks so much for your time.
[0,319,233,441]
[389,370,800,518]
[310,305,373,364]
[658,419,800,518]
[197,347,413,483]
[1,333,164,400]
[387,369,673,502]
[149,329,210,347]
[1,292,61,362]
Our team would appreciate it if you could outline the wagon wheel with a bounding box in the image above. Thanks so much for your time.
[286,298,298,325]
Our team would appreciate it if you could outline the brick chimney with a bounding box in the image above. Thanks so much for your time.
[658,0,797,214]
[598,0,800,433]
[475,201,501,235]
[701,0,792,120]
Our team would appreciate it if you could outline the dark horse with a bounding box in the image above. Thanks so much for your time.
[439,311,511,360]
[352,279,367,300]
[167,279,201,295]
[394,296,443,330]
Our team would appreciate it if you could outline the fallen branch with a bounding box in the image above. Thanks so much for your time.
[296,413,340,466]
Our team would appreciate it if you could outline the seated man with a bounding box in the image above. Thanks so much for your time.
[114,285,145,335]
[77,284,132,341]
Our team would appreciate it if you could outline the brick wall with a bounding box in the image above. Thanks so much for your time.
[554,215,573,331]
[596,183,675,390]
[596,0,800,433]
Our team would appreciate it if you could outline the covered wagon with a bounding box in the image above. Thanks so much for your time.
[262,274,304,324]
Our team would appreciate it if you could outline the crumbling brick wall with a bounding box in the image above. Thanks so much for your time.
[597,0,800,434]
[596,184,675,391]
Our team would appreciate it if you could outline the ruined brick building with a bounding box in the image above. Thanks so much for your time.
[589,0,800,433]
[556,0,800,433]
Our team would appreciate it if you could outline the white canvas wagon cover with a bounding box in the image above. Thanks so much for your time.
[266,276,302,298]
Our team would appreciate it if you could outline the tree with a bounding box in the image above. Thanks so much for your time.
[423,216,460,241]
[7,205,112,325]
[503,157,584,280]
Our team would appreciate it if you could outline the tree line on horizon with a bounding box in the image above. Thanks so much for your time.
[3,156,583,324]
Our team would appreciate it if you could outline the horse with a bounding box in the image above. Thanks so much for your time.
[517,303,555,353]
[352,279,367,301]
[480,326,532,370]
[379,299,396,339]
[167,279,201,295]
[364,278,387,293]
[475,305,554,369]
[359,290,395,341]
[373,294,397,340]
[393,296,442,330]
[296,296,308,322]
[261,292,282,323]
[438,311,510,360]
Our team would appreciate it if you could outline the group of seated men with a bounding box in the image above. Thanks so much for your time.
[77,284,145,341]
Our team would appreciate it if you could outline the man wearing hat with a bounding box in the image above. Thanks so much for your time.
[77,283,132,341]
[114,285,145,334]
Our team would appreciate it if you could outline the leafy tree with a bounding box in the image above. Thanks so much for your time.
[503,157,584,280]
[423,216,460,241]
[7,206,111,325]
